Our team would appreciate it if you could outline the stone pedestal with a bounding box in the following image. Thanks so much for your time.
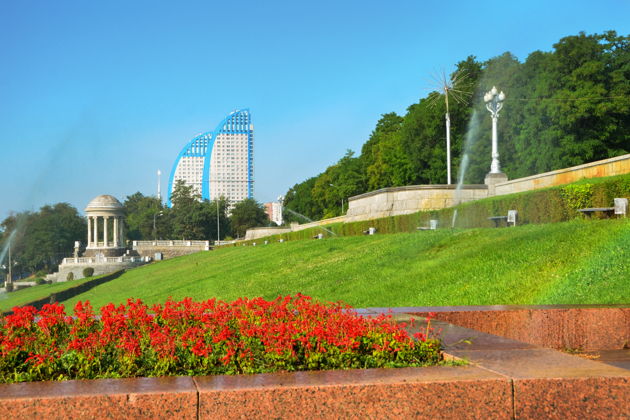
[485,172,508,196]
[83,248,126,258]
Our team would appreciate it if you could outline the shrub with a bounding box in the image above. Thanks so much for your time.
[82,267,95,278]
[0,295,442,383]
[561,184,593,217]
[35,278,46,285]
[66,272,74,281]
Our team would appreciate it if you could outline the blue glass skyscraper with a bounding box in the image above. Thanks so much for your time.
[167,109,253,206]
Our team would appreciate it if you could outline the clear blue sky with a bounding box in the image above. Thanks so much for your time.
[1,0,628,219]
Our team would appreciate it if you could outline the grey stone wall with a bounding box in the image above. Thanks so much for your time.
[133,245,209,260]
[345,185,488,222]
[494,153,630,196]
[51,261,144,282]
[245,227,292,240]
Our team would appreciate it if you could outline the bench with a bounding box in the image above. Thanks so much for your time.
[488,210,518,227]
[488,216,508,227]
[577,207,615,218]
[417,220,439,231]
[578,198,628,219]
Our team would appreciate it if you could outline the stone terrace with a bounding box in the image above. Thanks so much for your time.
[0,305,628,419]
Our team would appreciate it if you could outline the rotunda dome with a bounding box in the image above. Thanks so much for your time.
[85,195,123,212]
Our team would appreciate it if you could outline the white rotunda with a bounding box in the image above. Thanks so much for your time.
[84,194,126,257]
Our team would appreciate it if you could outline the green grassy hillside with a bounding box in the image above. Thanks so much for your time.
[0,276,95,311]
[54,218,629,310]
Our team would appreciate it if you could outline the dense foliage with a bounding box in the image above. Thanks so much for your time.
[0,295,441,383]
[0,182,270,277]
[284,31,630,220]
[123,182,265,241]
[0,203,86,275]
[229,198,270,238]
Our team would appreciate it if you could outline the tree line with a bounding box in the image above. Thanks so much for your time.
[283,31,630,221]
[0,181,271,277]
[124,180,270,242]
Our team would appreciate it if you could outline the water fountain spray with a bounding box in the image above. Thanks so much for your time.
[451,110,482,228]
[284,208,337,236]
[428,70,471,185]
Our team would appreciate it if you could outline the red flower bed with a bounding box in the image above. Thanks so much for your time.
[0,294,441,383]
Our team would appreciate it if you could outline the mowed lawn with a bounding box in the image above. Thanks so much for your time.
[56,218,630,310]
[0,277,95,312]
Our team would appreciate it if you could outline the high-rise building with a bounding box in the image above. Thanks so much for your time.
[167,109,253,206]
[264,198,284,226]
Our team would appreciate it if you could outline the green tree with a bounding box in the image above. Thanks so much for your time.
[283,176,322,222]
[1,204,86,274]
[230,198,268,238]
[312,150,367,218]
[205,197,231,241]
[123,192,168,240]
[282,31,629,220]
[170,181,210,240]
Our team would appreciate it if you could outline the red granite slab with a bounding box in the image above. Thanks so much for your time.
[447,348,630,378]
[514,377,630,419]
[447,348,630,420]
[195,366,512,419]
[392,315,537,351]
[583,349,630,370]
[0,376,198,420]
[402,305,630,350]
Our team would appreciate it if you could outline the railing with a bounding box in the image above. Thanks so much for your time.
[132,240,210,248]
[62,256,148,265]
[89,242,123,248]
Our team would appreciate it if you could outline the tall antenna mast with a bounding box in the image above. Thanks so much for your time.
[157,169,162,201]
[428,69,471,185]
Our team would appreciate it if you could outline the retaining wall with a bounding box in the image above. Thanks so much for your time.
[53,261,143,282]
[132,241,210,259]
[495,153,630,196]
[345,185,488,222]
[401,304,630,351]
[244,227,292,240]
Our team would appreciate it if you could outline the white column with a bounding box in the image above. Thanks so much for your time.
[490,114,500,174]
[113,217,119,247]
[119,217,124,248]
[446,113,452,184]
[87,217,92,247]
[93,216,99,248]
[104,216,109,248]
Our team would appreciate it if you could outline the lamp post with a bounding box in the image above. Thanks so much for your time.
[329,184,345,215]
[2,242,16,289]
[153,211,163,241]
[216,198,221,245]
[484,86,506,174]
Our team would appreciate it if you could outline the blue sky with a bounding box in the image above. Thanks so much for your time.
[0,0,628,219]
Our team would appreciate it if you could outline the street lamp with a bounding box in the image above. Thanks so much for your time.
[153,211,163,241]
[216,198,221,245]
[1,243,17,288]
[484,86,506,174]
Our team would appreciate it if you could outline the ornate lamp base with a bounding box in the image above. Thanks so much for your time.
[485,172,508,196]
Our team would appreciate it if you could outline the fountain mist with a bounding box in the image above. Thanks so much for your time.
[451,110,481,228]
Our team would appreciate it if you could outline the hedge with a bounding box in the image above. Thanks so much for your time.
[237,173,630,245]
